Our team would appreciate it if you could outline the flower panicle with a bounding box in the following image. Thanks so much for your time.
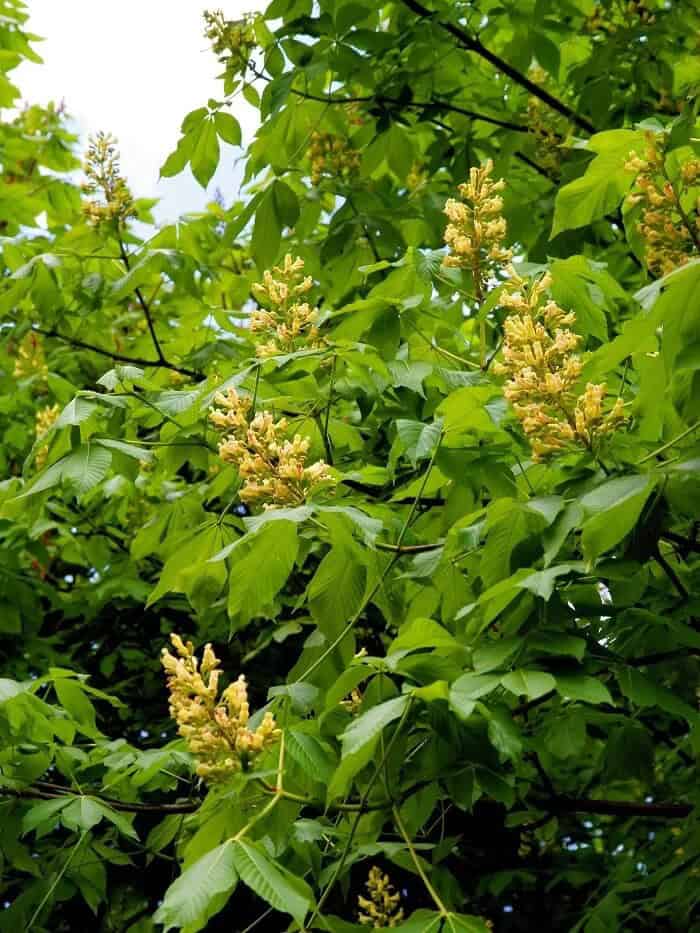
[250,254,322,358]
[13,332,48,381]
[442,159,512,295]
[357,866,404,928]
[527,65,567,175]
[81,131,135,228]
[161,633,280,782]
[307,131,361,186]
[35,403,60,469]
[209,387,334,510]
[493,268,625,460]
[624,132,700,276]
[203,9,256,79]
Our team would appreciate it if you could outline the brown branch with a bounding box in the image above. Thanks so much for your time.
[249,63,526,133]
[398,0,596,134]
[543,795,692,819]
[1,786,199,813]
[119,241,167,365]
[375,541,443,554]
[35,327,203,380]
[653,546,688,601]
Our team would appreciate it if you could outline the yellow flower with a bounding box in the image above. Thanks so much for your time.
[250,254,322,357]
[204,9,256,79]
[81,132,135,229]
[442,160,512,298]
[209,387,334,509]
[527,66,567,176]
[161,634,281,782]
[307,131,360,185]
[35,403,60,469]
[357,866,404,928]
[13,332,48,381]
[624,132,700,276]
[493,269,625,460]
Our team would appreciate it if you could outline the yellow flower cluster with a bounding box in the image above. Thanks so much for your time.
[209,388,334,509]
[204,9,256,80]
[308,131,361,186]
[13,332,48,380]
[357,866,404,928]
[493,269,625,461]
[407,161,428,192]
[625,134,700,276]
[81,132,135,228]
[35,403,60,469]
[443,160,512,298]
[161,634,280,782]
[250,254,321,357]
[586,0,655,32]
[527,66,566,176]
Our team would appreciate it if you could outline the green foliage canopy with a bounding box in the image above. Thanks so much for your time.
[1,0,699,930]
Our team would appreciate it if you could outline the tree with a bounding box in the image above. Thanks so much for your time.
[1,0,699,929]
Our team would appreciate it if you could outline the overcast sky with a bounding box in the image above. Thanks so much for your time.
[15,0,266,221]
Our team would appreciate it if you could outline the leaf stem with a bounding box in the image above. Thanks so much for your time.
[392,804,448,917]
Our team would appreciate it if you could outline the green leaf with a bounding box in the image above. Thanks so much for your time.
[228,522,298,630]
[450,673,501,720]
[556,674,612,705]
[501,670,556,699]
[551,129,644,236]
[308,544,367,638]
[214,111,242,146]
[519,563,584,601]
[22,797,73,835]
[61,796,104,833]
[580,475,656,559]
[617,669,698,722]
[17,444,112,499]
[390,617,459,654]
[190,117,219,188]
[286,729,336,784]
[154,843,238,932]
[486,707,523,759]
[232,839,313,926]
[251,180,300,272]
[340,695,409,759]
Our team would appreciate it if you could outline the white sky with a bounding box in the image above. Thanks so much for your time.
[15,0,266,222]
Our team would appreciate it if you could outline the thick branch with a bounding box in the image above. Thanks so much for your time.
[119,242,167,364]
[398,0,596,134]
[35,327,203,380]
[544,795,692,819]
[249,64,526,133]
[2,786,199,813]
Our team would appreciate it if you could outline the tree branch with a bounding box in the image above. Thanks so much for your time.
[1,785,199,813]
[35,327,204,380]
[119,241,167,364]
[398,0,597,134]
[249,63,527,133]
[543,795,692,819]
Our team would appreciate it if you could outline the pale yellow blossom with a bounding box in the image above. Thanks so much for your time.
[161,634,280,782]
[357,866,404,928]
[625,133,700,276]
[209,387,334,509]
[251,254,322,357]
[494,269,625,460]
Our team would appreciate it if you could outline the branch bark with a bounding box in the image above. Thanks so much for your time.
[544,795,692,819]
[398,0,597,134]
[35,327,203,380]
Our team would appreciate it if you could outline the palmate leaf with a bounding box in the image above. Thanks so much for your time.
[16,444,112,498]
[154,843,238,933]
[227,520,299,631]
[231,839,314,926]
